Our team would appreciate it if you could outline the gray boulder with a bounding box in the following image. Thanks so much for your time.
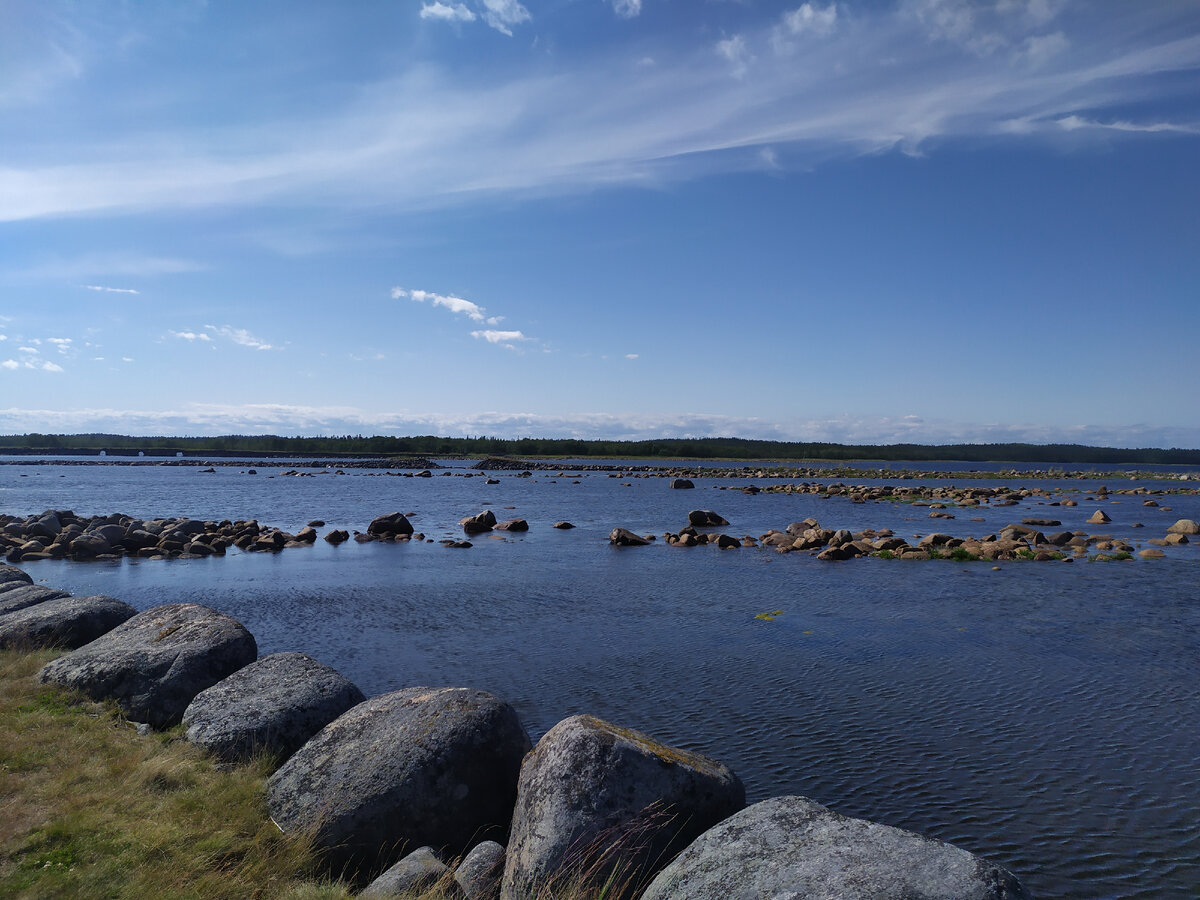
[1167,518,1199,535]
[266,686,531,883]
[38,603,257,729]
[368,512,414,538]
[0,594,136,650]
[361,846,454,898]
[502,714,745,900]
[182,651,365,765]
[494,519,529,532]
[0,584,70,617]
[687,510,729,527]
[639,795,1030,900]
[456,840,505,900]
[0,564,33,588]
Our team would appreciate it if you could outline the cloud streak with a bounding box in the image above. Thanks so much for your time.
[2,5,1197,222]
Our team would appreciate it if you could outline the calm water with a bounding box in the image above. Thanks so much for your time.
[3,461,1199,898]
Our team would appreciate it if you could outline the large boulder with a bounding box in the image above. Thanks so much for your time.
[368,512,414,538]
[0,564,33,588]
[0,594,136,650]
[266,686,531,883]
[687,510,729,528]
[669,479,694,490]
[182,651,366,765]
[1167,518,1200,535]
[38,603,257,729]
[0,584,70,617]
[502,715,745,900]
[609,528,651,547]
[639,795,1030,900]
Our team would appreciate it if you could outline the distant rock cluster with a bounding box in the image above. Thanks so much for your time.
[3,566,1030,898]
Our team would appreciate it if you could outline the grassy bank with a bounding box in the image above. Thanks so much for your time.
[0,649,355,899]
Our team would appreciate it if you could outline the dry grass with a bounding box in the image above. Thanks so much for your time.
[0,649,351,899]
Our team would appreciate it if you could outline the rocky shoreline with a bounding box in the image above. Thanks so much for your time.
[2,562,1032,898]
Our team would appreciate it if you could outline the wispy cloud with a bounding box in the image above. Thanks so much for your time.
[394,287,503,325]
[169,330,212,342]
[612,0,642,19]
[1057,114,1200,135]
[470,329,529,349]
[420,2,476,24]
[204,325,275,350]
[2,5,1197,222]
[1,341,66,373]
[85,284,140,294]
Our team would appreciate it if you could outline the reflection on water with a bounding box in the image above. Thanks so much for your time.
[3,462,1199,899]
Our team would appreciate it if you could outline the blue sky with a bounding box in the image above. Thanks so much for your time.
[2,0,1198,447]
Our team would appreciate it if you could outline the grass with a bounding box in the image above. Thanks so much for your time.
[0,650,654,900]
[0,649,352,900]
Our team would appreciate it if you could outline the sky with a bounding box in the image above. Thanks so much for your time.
[2,0,1198,448]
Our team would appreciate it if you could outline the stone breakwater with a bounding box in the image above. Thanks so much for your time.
[2,563,1032,899]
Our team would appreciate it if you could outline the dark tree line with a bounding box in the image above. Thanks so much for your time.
[0,433,1197,465]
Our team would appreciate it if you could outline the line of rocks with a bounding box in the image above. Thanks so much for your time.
[3,565,1030,898]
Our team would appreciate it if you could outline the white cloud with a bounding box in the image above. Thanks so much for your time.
[471,329,529,345]
[1056,115,1199,135]
[612,0,642,19]
[0,360,17,371]
[716,34,751,77]
[778,4,838,40]
[18,346,38,354]
[420,2,477,23]
[122,357,134,363]
[397,286,492,322]
[481,0,530,36]
[85,284,140,294]
[204,325,275,350]
[40,361,64,373]
[1018,31,1069,67]
[47,338,73,354]
[625,353,639,359]
[169,330,212,342]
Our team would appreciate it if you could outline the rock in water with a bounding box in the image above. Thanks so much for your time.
[639,795,1030,900]
[502,714,745,900]
[182,651,365,765]
[38,603,257,729]
[368,512,414,538]
[609,528,651,546]
[1167,518,1199,535]
[266,686,530,883]
[687,510,729,527]
[0,594,136,650]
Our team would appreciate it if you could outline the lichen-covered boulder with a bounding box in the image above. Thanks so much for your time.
[1167,518,1199,535]
[0,584,71,617]
[266,686,531,883]
[0,594,136,650]
[456,840,505,900]
[361,847,454,898]
[182,651,365,765]
[38,603,257,729]
[639,795,1030,900]
[502,715,745,900]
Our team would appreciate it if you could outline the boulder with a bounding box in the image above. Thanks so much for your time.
[456,840,505,900]
[687,510,729,528]
[0,584,70,617]
[494,519,529,532]
[324,529,350,544]
[368,512,414,538]
[361,847,454,898]
[502,714,745,900]
[1022,518,1061,527]
[182,652,365,765]
[0,594,136,650]
[1088,509,1111,525]
[552,521,575,530]
[640,795,1029,900]
[609,528,651,547]
[267,686,531,883]
[38,603,257,729]
[1167,518,1200,535]
[669,479,694,490]
[460,510,498,534]
[0,564,34,588]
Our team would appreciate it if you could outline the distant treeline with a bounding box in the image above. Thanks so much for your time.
[0,433,1197,465]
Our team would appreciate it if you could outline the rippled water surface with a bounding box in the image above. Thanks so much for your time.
[3,460,1199,898]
